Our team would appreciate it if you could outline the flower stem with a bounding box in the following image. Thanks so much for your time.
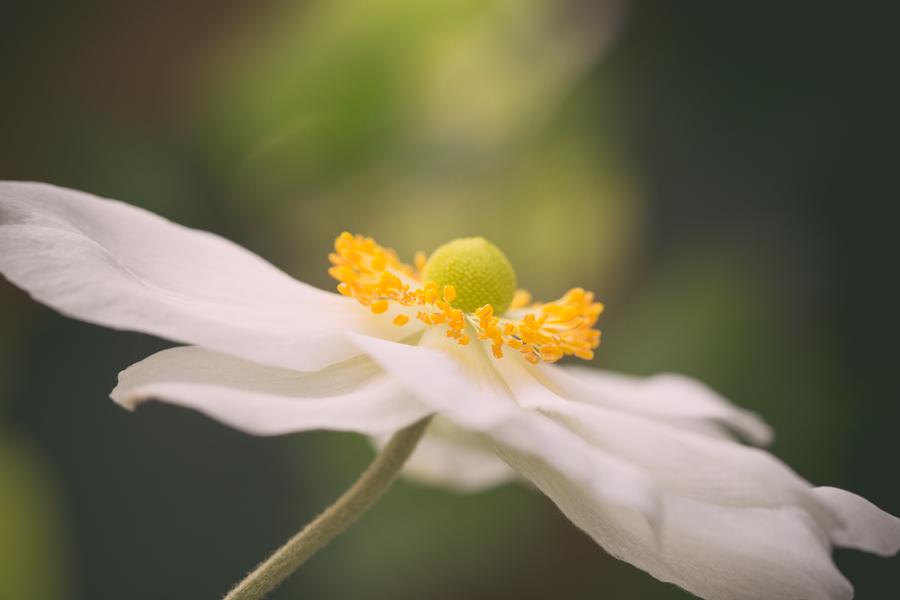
[223,416,433,600]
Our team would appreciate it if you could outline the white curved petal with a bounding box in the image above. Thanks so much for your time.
[497,447,853,600]
[494,356,842,533]
[348,330,662,529]
[111,346,432,436]
[542,365,773,445]
[812,487,900,556]
[373,416,520,492]
[651,417,740,442]
[0,182,420,371]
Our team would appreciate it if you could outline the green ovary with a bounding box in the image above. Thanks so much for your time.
[422,237,516,314]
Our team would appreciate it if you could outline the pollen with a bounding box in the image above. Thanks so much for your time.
[328,233,603,363]
[371,299,389,314]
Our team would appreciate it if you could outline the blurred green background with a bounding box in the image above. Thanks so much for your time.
[0,0,897,598]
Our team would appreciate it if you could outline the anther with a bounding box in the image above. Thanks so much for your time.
[414,251,427,274]
[371,299,389,314]
[511,289,531,308]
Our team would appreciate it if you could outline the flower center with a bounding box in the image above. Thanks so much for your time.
[328,232,603,363]
[421,237,516,315]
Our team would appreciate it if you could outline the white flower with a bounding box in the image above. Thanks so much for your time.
[1,181,898,600]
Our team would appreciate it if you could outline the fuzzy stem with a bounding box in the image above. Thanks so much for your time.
[223,416,433,600]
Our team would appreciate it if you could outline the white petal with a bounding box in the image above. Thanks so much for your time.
[110,346,432,436]
[373,416,520,492]
[812,487,900,556]
[542,365,774,445]
[348,330,662,529]
[493,356,842,532]
[0,182,419,371]
[651,417,741,442]
[497,447,853,600]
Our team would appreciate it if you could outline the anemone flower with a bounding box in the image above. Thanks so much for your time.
[1,181,898,600]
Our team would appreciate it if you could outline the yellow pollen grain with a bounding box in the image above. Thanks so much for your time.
[443,285,456,302]
[476,305,493,319]
[392,315,409,326]
[561,306,579,321]
[520,329,538,343]
[511,289,532,308]
[371,299,389,314]
[414,251,427,274]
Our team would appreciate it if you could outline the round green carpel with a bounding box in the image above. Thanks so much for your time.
[422,237,516,314]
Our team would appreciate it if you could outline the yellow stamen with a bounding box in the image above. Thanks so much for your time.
[393,315,409,326]
[371,253,387,271]
[465,287,603,364]
[371,299,389,314]
[510,289,532,308]
[414,251,427,276]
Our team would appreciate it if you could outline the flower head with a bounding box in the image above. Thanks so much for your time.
[1,181,899,600]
